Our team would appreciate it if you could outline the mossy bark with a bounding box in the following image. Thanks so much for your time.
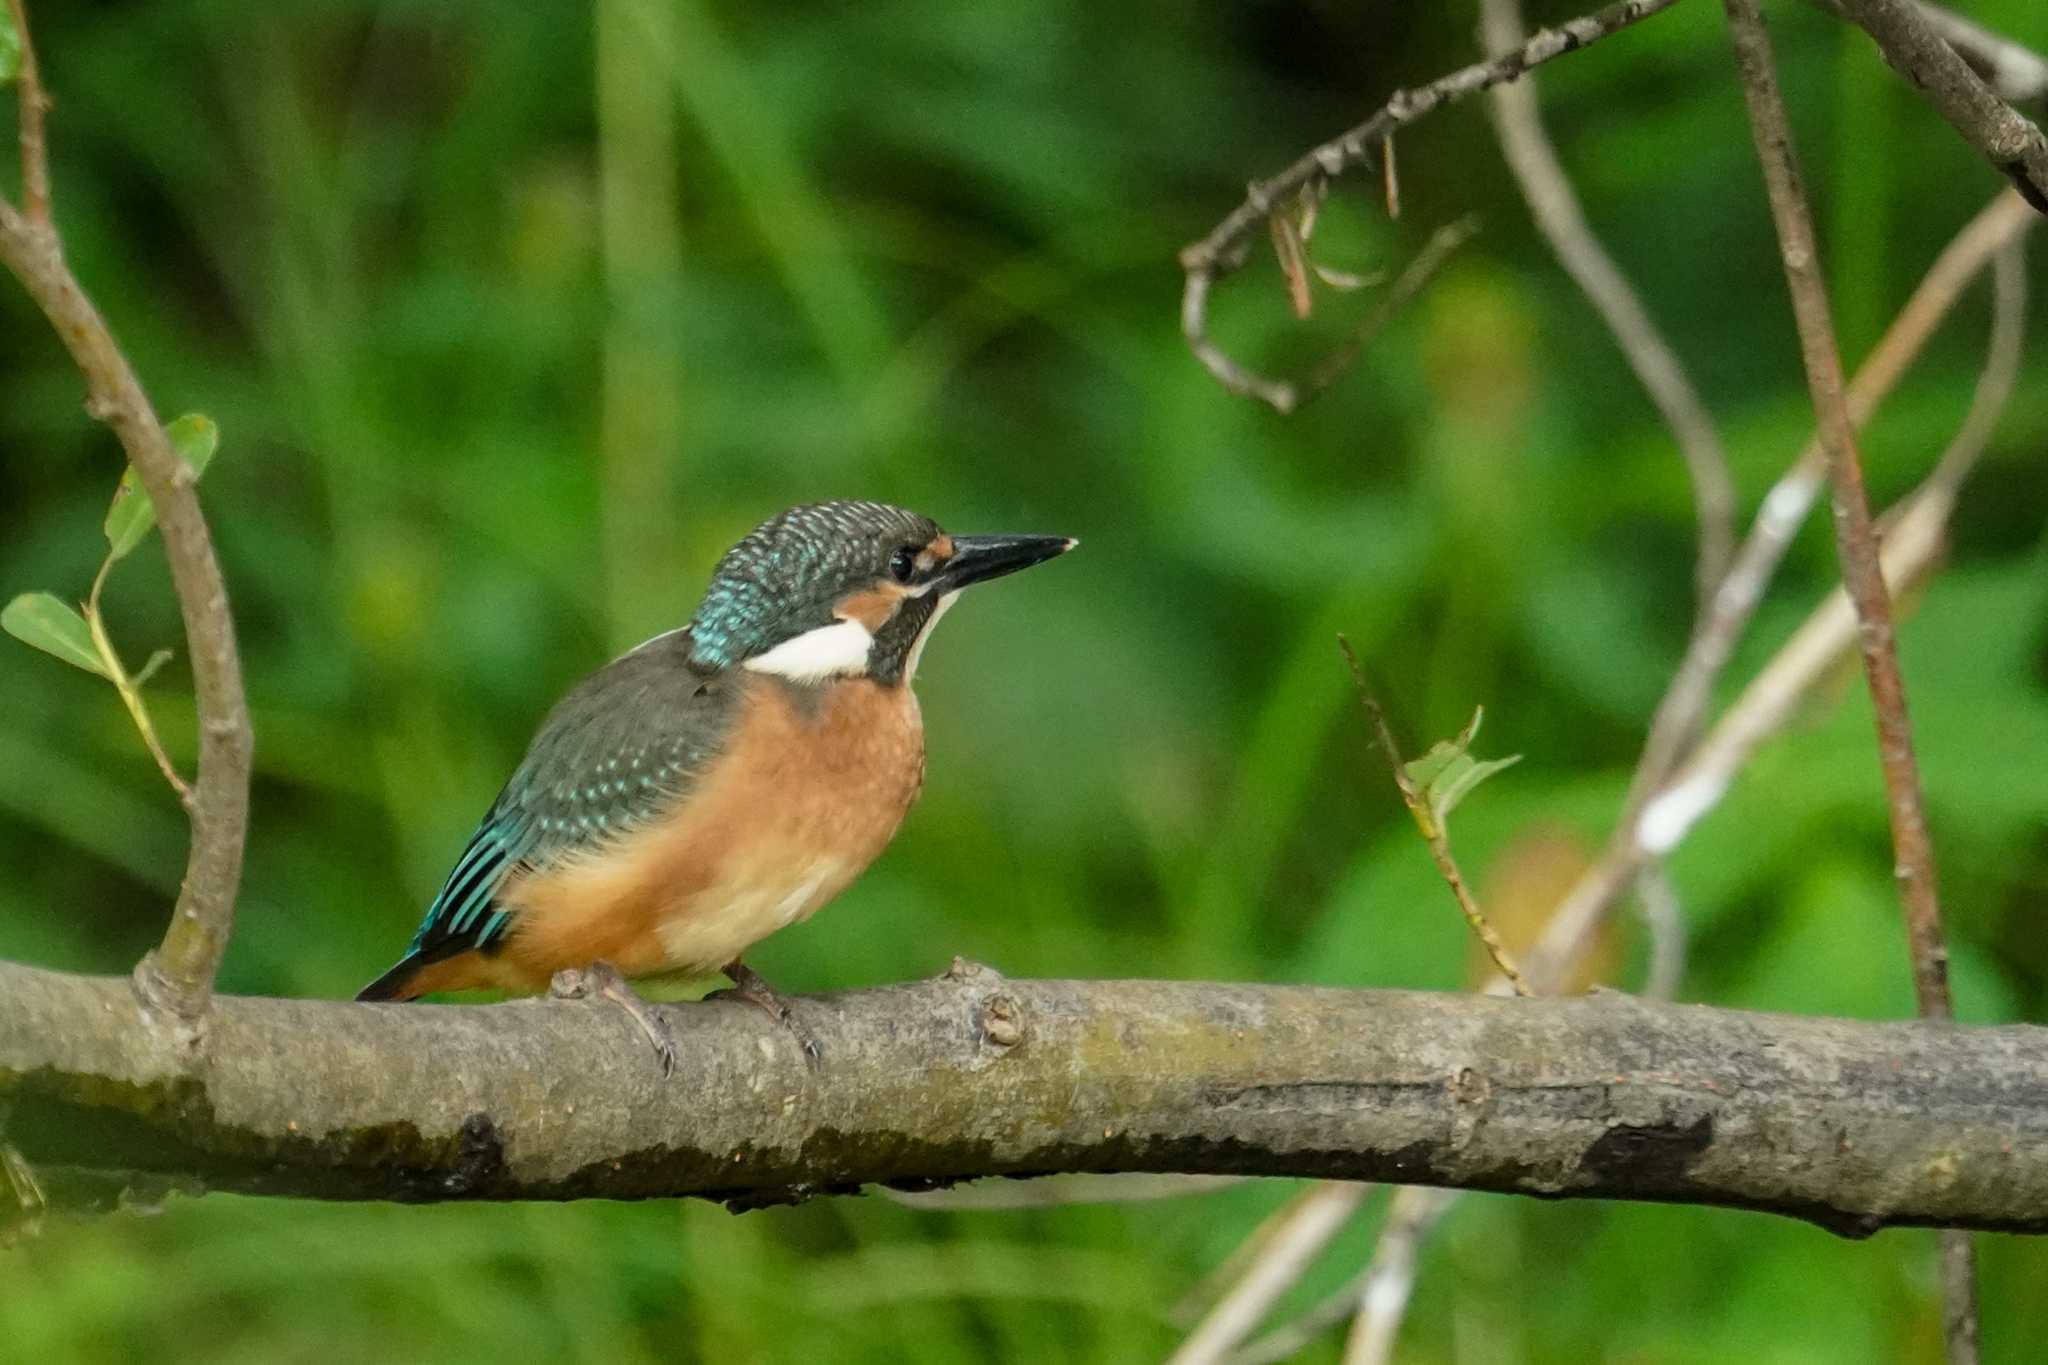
[3,958,2046,1231]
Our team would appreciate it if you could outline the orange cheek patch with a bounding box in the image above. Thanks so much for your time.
[835,583,910,631]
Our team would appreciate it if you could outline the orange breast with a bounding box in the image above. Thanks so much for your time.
[492,675,925,985]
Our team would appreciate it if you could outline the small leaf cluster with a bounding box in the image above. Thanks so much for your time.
[3,416,220,799]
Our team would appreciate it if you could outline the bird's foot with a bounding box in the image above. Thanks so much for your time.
[550,960,678,1077]
[709,961,822,1066]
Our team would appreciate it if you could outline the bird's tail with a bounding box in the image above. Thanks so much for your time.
[357,947,506,1000]
[356,953,430,1002]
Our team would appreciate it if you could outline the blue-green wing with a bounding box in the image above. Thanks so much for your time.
[400,630,740,963]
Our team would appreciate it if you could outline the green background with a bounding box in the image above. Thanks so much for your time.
[4,0,2047,1359]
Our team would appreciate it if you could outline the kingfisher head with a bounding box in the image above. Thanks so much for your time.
[686,500,1075,686]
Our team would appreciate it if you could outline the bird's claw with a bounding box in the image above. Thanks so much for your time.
[711,961,823,1067]
[550,961,678,1077]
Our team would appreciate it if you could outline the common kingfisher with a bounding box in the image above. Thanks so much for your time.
[357,500,1075,1067]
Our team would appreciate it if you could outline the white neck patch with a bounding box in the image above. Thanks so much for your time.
[903,590,959,684]
[743,617,874,683]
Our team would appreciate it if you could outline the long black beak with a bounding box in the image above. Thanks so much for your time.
[937,533,1077,591]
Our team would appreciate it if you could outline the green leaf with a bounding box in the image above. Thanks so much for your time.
[2,593,111,678]
[103,414,220,563]
[1403,706,1519,828]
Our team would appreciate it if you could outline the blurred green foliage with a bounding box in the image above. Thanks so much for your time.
[3,0,2046,1360]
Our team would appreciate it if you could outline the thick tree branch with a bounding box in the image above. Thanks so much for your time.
[5,958,2048,1233]
[0,4,253,1025]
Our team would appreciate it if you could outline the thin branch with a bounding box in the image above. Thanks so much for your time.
[1829,0,2048,214]
[1943,1230,1982,1364]
[1547,458,1987,965]
[1725,0,1953,1023]
[1724,4,1977,1355]
[1528,191,2036,980]
[1525,57,2023,989]
[5,0,50,228]
[1635,865,1689,1001]
[1278,164,2030,1365]
[1340,1187,1459,1365]
[1626,190,2034,818]
[1293,216,1479,405]
[9,959,2048,1231]
[1339,638,1532,996]
[1168,1183,1372,1365]
[1182,15,2038,1357]
[1921,238,2027,499]
[1178,0,1686,411]
[1479,0,1736,605]
[0,3,253,1025]
[1229,1254,1386,1365]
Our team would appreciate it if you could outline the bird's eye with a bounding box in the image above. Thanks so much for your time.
[888,546,918,583]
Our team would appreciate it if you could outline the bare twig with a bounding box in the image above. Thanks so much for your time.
[1829,0,2048,213]
[1340,1187,1459,1365]
[1392,208,2028,1364]
[1723,2,1977,1356]
[1725,0,1954,1024]
[1245,11,1716,1347]
[1246,159,2030,1365]
[1635,865,1689,1001]
[1921,239,2028,499]
[1942,1230,1982,1363]
[1294,216,1478,403]
[0,3,252,1024]
[1339,638,1532,996]
[1212,1189,1456,1365]
[5,0,50,229]
[1229,1274,1367,1365]
[1185,14,2035,1356]
[1597,226,2025,929]
[1578,464,1990,922]
[1480,0,1735,605]
[1178,0,1686,411]
[1528,191,2036,979]
[1627,192,2034,815]
[1167,1183,1372,1365]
